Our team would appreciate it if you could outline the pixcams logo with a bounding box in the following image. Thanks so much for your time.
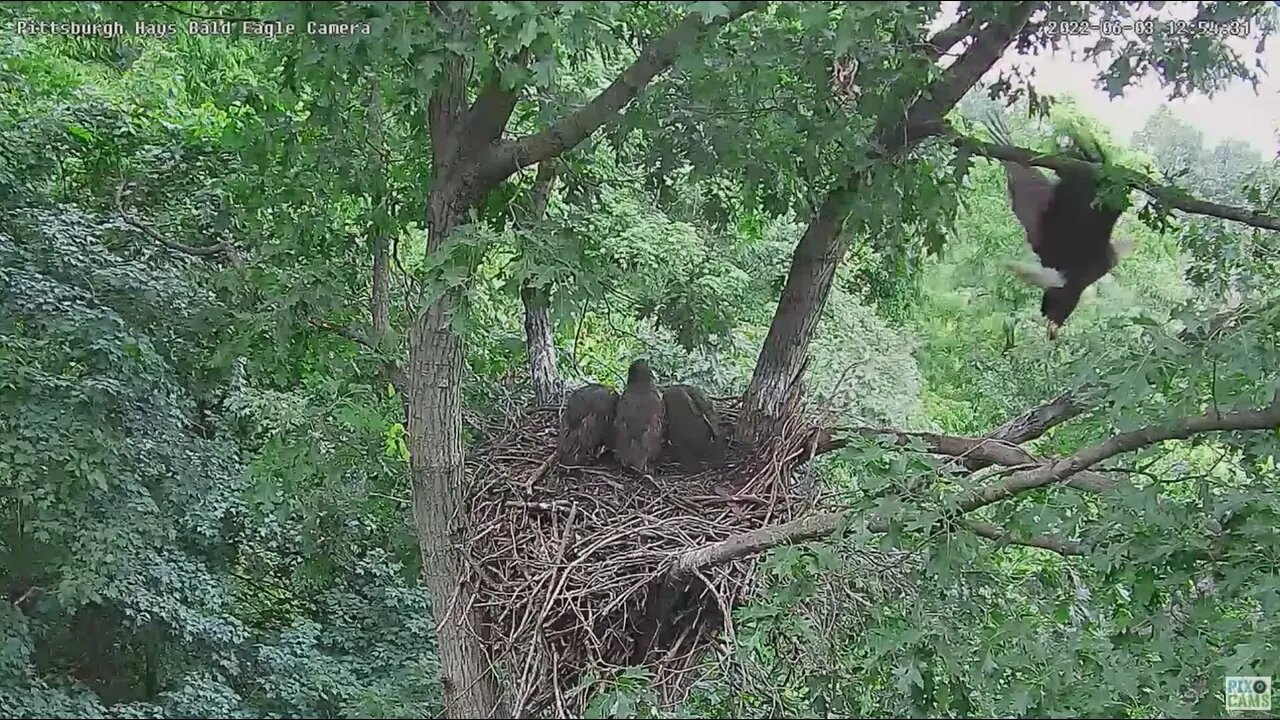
[1226,676,1272,712]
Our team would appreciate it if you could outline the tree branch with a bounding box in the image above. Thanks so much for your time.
[114,182,231,258]
[811,425,1115,493]
[922,6,980,61]
[902,2,1040,139]
[738,3,1037,443]
[309,317,373,347]
[308,317,408,393]
[961,520,1087,556]
[475,2,760,185]
[941,128,1280,232]
[671,511,853,576]
[458,51,529,155]
[675,400,1280,574]
[986,390,1086,445]
[958,400,1280,514]
[670,504,1080,577]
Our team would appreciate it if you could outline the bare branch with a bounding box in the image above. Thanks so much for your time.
[671,510,853,576]
[810,426,1115,493]
[114,183,231,258]
[677,400,1279,574]
[476,2,760,185]
[815,426,1029,467]
[959,401,1280,514]
[309,317,372,348]
[671,504,1082,575]
[986,390,1086,445]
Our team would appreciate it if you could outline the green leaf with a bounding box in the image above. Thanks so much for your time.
[491,1,519,21]
[517,17,539,49]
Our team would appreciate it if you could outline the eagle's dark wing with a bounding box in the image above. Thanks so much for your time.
[982,112,1057,254]
[1002,161,1057,254]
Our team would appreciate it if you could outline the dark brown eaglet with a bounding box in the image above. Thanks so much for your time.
[662,383,723,466]
[613,360,666,475]
[557,383,619,465]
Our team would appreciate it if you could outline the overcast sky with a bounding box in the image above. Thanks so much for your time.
[942,3,1280,157]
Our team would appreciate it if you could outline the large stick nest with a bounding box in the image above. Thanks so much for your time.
[462,396,819,717]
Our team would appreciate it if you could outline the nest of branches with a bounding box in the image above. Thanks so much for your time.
[462,396,821,716]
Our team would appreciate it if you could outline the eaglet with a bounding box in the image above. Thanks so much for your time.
[557,383,619,465]
[612,359,665,476]
[662,383,723,467]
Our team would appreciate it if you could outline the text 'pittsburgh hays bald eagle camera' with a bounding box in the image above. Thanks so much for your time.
[987,116,1134,339]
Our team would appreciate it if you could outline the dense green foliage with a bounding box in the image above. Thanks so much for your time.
[2,1,1279,718]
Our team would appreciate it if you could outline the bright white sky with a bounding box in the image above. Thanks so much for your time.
[939,3,1280,158]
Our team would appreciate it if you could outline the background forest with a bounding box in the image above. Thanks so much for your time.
[2,1,1279,718]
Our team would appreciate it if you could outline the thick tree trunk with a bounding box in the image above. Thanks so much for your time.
[735,1,1038,444]
[735,193,851,444]
[522,162,560,405]
[407,195,505,719]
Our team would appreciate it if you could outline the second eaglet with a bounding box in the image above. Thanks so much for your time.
[613,360,666,476]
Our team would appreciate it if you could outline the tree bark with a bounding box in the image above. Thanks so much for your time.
[522,285,559,404]
[735,193,852,444]
[408,195,505,719]
[412,12,505,713]
[735,1,1039,444]
[522,162,560,405]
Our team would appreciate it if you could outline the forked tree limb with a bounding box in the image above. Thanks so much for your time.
[476,1,761,185]
[673,400,1280,574]
[900,2,1041,142]
[957,400,1280,514]
[738,2,1037,444]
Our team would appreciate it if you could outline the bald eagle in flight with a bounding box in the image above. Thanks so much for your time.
[986,115,1134,339]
